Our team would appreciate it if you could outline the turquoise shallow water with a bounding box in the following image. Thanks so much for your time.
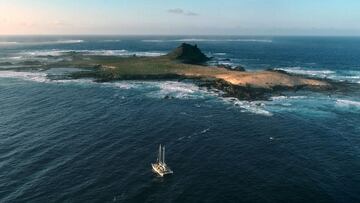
[0,36,359,202]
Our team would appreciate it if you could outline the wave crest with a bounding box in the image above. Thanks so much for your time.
[19,49,165,57]
[275,67,360,83]
[221,97,272,116]
[0,71,49,83]
[336,99,360,108]
[112,81,209,99]
[0,40,84,47]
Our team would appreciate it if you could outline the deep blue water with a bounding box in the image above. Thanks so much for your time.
[0,36,360,202]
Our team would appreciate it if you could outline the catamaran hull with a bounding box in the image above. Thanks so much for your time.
[152,163,173,177]
[152,164,164,177]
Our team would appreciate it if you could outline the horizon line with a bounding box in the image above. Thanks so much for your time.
[1,34,360,37]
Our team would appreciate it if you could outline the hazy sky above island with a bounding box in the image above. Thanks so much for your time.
[1,0,360,36]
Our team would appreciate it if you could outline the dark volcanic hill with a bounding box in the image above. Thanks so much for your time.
[167,43,210,64]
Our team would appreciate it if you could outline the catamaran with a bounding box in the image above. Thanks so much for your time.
[152,144,173,177]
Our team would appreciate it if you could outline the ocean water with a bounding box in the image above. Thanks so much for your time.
[0,36,360,202]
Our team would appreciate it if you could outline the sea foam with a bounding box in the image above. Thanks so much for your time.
[276,67,360,83]
[0,40,84,47]
[85,50,165,57]
[221,97,273,116]
[110,81,212,99]
[275,67,335,77]
[0,42,19,46]
[19,49,165,57]
[0,71,49,83]
[336,99,360,108]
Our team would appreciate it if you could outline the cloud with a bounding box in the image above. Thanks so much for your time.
[168,8,198,16]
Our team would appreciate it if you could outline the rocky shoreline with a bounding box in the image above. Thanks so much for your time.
[69,67,337,101]
[62,43,342,100]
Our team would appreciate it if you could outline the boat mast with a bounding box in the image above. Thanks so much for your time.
[162,146,165,164]
[158,144,162,163]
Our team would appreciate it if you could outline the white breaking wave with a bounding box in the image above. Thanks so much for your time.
[268,94,360,115]
[142,39,272,43]
[336,99,360,108]
[111,82,141,90]
[0,70,98,85]
[0,40,84,47]
[221,97,273,116]
[213,53,227,56]
[270,96,287,100]
[0,70,274,117]
[22,50,67,57]
[18,49,166,57]
[217,61,235,66]
[142,40,166,43]
[268,95,310,108]
[271,95,307,101]
[0,42,19,46]
[275,67,360,83]
[100,40,122,42]
[275,67,335,77]
[145,81,207,99]
[155,81,200,98]
[110,81,211,99]
[0,71,49,83]
[82,50,165,57]
[0,71,206,99]
[52,79,95,85]
[331,70,360,83]
[50,40,84,44]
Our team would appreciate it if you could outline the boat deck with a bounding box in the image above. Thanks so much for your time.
[152,163,173,177]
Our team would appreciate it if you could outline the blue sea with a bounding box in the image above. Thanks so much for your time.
[0,36,359,202]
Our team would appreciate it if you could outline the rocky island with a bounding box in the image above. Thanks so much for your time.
[57,43,332,100]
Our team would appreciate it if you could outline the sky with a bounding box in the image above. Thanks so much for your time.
[1,0,360,35]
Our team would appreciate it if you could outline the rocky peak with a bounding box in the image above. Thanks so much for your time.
[167,43,210,64]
